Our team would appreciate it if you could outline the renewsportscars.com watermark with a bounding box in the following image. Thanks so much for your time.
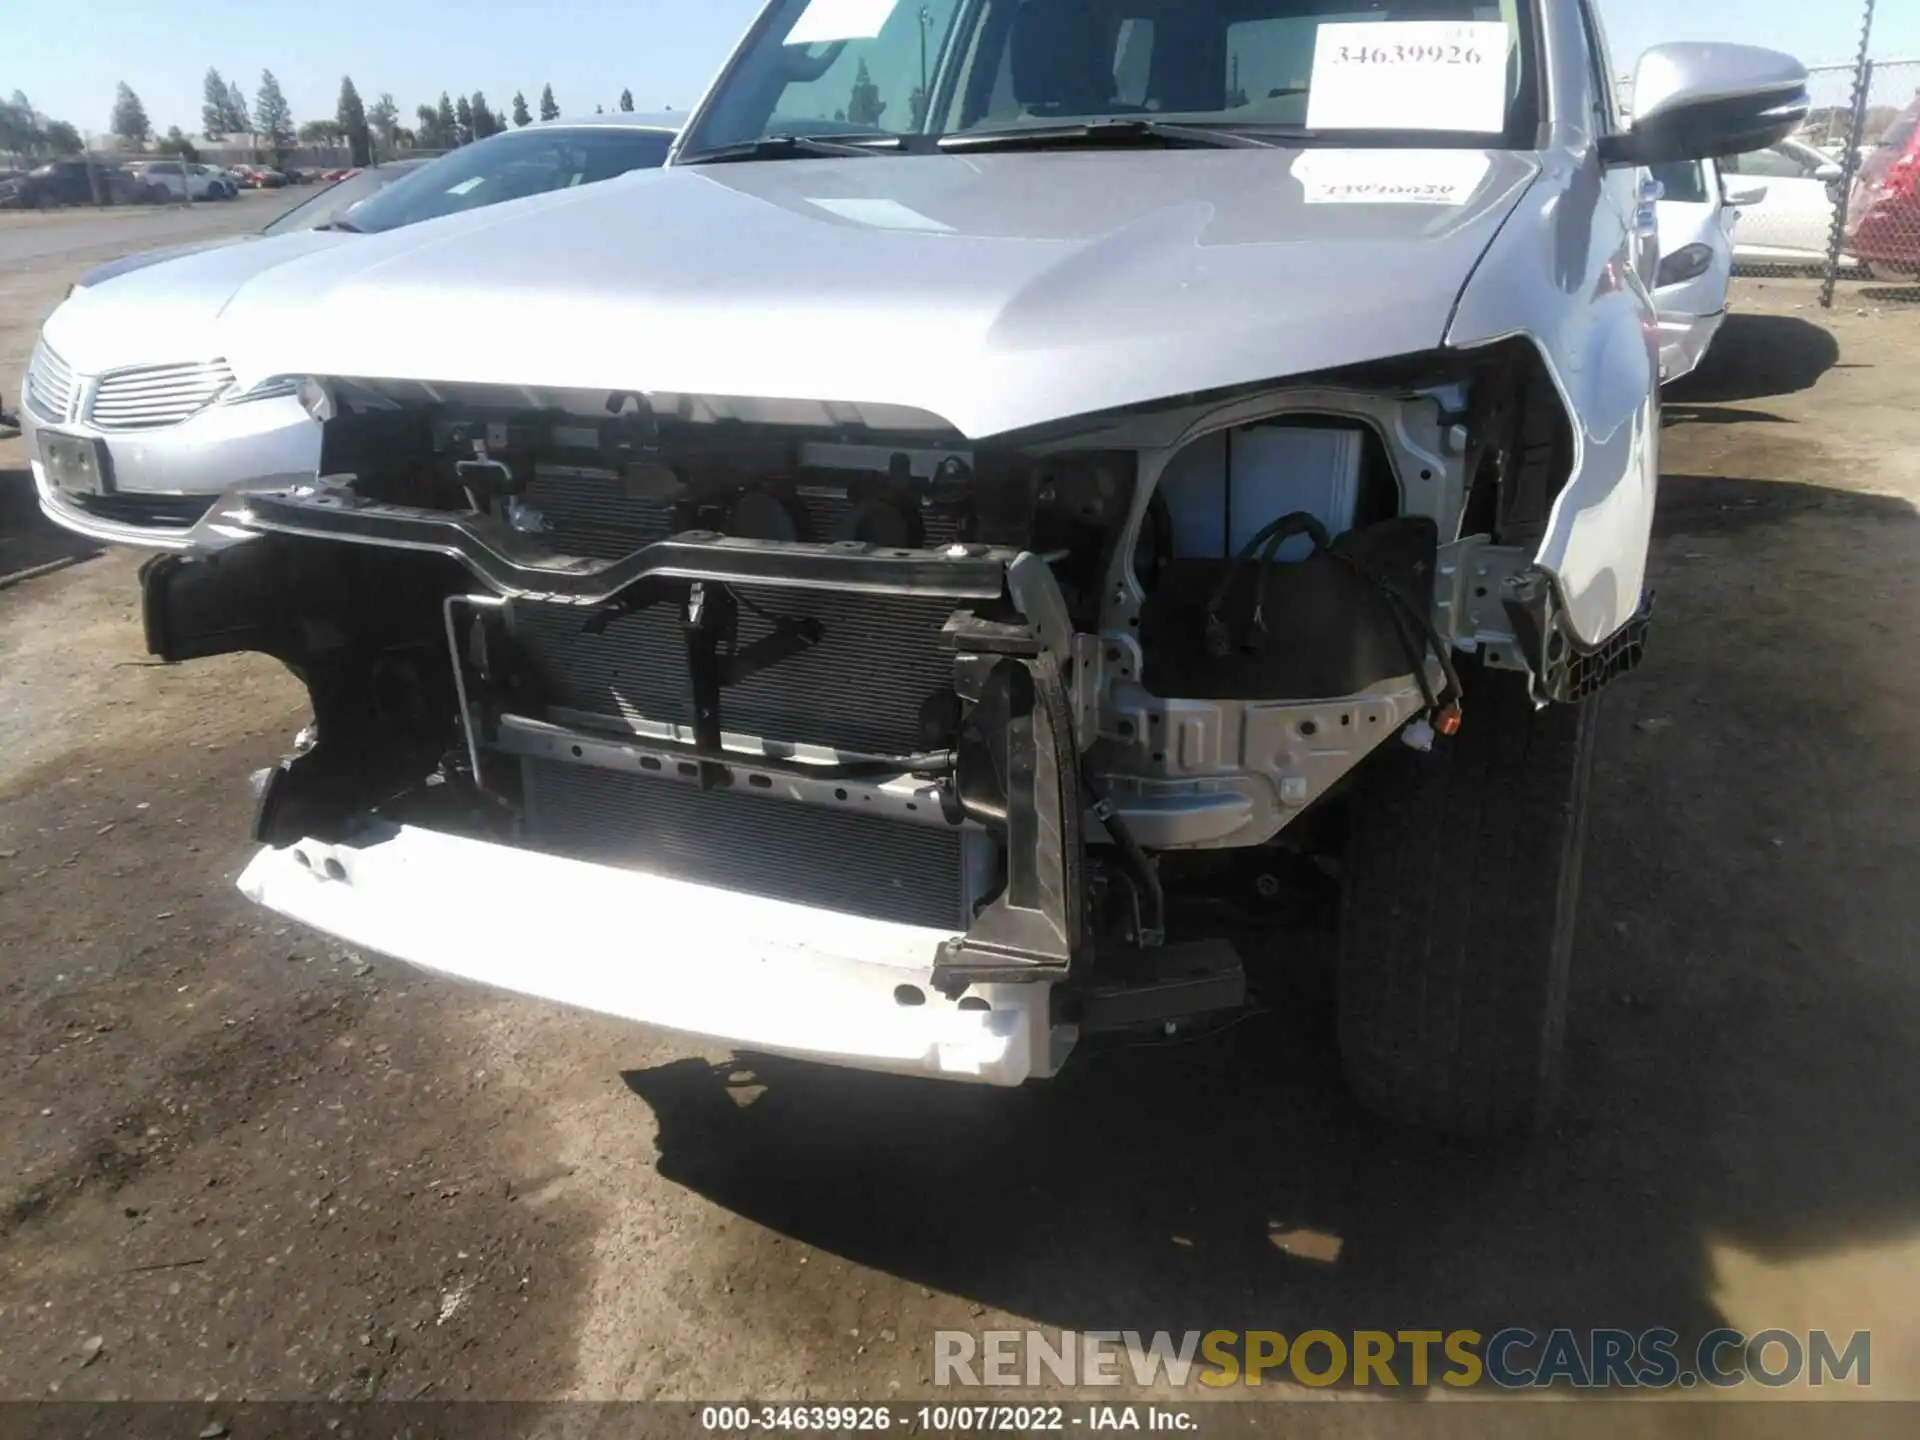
[934,1328,1873,1391]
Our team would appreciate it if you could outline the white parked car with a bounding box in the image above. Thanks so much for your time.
[22,118,678,548]
[1719,137,1853,269]
[131,161,237,202]
[1652,157,1761,383]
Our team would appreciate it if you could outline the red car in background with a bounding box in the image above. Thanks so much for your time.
[1847,96,1920,274]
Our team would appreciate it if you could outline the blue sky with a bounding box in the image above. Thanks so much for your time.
[7,0,1916,140]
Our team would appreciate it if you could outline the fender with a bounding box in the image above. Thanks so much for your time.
[1447,148,1661,649]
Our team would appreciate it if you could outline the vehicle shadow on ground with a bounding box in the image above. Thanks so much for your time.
[1663,313,1840,407]
[0,464,101,587]
[622,469,1920,1390]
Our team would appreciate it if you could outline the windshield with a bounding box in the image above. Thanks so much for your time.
[294,125,675,236]
[684,0,1536,155]
[260,161,431,235]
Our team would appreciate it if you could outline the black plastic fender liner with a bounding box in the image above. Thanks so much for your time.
[234,490,1020,604]
[934,650,1088,996]
[142,539,466,847]
[1502,571,1654,705]
[140,537,456,666]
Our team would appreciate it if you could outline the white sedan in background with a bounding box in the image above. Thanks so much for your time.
[22,116,678,549]
[1719,137,1854,270]
[1652,157,1765,383]
[129,161,238,202]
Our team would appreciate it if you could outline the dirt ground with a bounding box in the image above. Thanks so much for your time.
[2,216,1919,1424]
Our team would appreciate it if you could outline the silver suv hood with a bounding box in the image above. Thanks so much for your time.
[218,147,1539,439]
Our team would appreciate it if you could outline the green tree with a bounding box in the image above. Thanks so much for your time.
[159,126,201,163]
[337,76,372,166]
[254,69,295,163]
[367,93,400,155]
[469,92,500,139]
[201,67,230,139]
[511,90,531,127]
[225,80,250,138]
[298,118,344,146]
[110,81,152,148]
[415,104,443,149]
[436,92,459,147]
[619,88,634,112]
[538,83,559,122]
[454,94,474,145]
[44,119,83,156]
[0,94,42,156]
[846,61,886,128]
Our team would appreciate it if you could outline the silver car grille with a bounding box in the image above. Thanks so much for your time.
[23,342,76,422]
[87,359,235,431]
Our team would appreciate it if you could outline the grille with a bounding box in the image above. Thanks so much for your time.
[23,342,75,422]
[523,759,967,929]
[87,359,235,431]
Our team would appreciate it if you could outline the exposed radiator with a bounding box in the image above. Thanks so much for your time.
[522,759,969,929]
[518,466,680,560]
[512,588,958,756]
[509,473,965,754]
[503,470,980,926]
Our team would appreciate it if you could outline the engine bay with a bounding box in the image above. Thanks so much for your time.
[143,342,1640,1035]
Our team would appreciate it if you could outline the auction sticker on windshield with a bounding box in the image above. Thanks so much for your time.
[787,0,898,45]
[1306,22,1511,134]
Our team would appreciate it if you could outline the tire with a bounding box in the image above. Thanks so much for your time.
[1336,659,1597,1139]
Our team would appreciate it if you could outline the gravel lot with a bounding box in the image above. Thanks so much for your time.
[2,205,1919,1418]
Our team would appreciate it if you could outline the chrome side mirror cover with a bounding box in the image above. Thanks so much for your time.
[1602,44,1809,168]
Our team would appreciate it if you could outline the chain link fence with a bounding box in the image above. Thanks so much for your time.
[1824,55,1920,302]
[1722,56,1920,301]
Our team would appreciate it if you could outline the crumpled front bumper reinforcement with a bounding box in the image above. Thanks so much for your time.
[241,823,1064,1085]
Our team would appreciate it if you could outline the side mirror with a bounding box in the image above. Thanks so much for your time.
[1724,180,1770,207]
[1601,43,1808,168]
[1815,160,1845,182]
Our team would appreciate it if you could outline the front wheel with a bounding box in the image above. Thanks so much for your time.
[1336,660,1597,1138]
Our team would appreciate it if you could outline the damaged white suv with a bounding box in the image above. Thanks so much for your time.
[142,0,1806,1136]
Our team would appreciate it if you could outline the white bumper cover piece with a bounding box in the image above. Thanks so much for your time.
[238,824,1063,1086]
[1657,308,1726,385]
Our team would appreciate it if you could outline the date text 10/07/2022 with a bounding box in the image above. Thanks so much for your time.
[699,1405,1198,1432]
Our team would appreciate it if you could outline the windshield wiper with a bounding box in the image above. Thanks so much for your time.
[678,133,902,165]
[312,218,363,233]
[937,119,1286,153]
